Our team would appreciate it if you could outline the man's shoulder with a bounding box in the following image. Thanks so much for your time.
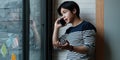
[80,21,96,32]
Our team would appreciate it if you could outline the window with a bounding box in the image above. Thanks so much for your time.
[0,0,52,60]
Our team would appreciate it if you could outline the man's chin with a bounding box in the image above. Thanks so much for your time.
[67,21,71,24]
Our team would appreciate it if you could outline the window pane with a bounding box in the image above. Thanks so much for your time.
[29,0,41,60]
[0,0,23,60]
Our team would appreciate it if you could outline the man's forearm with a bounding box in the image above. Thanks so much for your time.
[52,28,59,42]
[69,45,88,54]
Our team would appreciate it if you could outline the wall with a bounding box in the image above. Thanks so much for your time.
[52,0,96,60]
[104,0,120,60]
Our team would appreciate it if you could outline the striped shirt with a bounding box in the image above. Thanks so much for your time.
[59,21,96,60]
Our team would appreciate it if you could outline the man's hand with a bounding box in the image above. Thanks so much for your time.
[52,40,61,48]
[59,40,73,50]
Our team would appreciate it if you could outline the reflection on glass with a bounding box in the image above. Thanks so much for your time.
[29,0,41,60]
[0,0,23,60]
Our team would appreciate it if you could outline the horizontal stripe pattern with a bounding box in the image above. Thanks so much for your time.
[59,21,96,60]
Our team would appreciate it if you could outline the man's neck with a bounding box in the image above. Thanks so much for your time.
[72,17,83,27]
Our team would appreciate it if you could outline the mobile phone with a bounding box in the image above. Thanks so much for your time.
[59,35,67,45]
[60,38,67,45]
[58,18,66,26]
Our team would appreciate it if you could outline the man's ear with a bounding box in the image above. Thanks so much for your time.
[72,9,77,14]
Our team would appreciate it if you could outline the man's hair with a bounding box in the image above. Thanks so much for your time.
[57,1,80,18]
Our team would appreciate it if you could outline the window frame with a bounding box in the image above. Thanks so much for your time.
[22,0,53,60]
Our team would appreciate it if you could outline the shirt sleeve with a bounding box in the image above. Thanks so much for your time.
[83,30,96,55]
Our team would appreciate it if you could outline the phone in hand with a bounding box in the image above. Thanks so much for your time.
[59,38,67,45]
[58,18,66,26]
[59,35,67,45]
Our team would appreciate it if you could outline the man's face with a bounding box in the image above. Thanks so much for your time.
[60,8,76,24]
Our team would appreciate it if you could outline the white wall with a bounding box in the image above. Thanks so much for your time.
[104,0,120,60]
[52,0,96,60]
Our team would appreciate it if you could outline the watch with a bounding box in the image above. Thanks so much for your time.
[69,45,74,51]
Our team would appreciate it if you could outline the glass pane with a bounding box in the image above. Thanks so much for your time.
[0,0,23,60]
[29,0,41,60]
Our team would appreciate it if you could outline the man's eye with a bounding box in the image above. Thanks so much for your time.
[63,11,66,13]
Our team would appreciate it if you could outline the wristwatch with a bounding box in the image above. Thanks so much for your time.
[69,45,74,51]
